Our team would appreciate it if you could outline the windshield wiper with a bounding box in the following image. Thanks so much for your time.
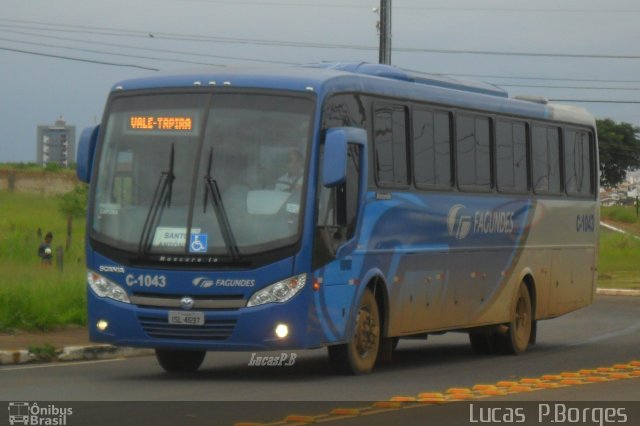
[202,147,240,260]
[138,143,175,254]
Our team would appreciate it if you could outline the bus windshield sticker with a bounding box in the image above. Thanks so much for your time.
[98,203,120,216]
[152,227,201,248]
[189,233,208,253]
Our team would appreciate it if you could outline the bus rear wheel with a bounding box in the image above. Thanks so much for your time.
[155,349,206,373]
[496,282,533,355]
[328,288,380,375]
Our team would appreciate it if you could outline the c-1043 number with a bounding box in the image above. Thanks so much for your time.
[125,274,167,288]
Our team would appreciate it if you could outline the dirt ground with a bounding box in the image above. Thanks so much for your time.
[0,326,92,351]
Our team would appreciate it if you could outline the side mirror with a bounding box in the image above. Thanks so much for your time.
[322,127,367,187]
[77,125,100,183]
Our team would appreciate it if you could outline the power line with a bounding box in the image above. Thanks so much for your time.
[428,72,640,84]
[167,1,640,13]
[0,46,160,71]
[550,99,640,104]
[2,20,640,60]
[0,37,225,67]
[495,83,640,91]
[0,28,296,65]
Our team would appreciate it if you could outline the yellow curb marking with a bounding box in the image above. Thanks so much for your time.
[472,384,497,391]
[541,374,562,380]
[417,397,445,403]
[372,401,402,409]
[585,376,609,383]
[447,393,474,400]
[329,409,360,416]
[496,380,519,387]
[417,392,445,399]
[479,389,508,396]
[390,396,416,402]
[446,387,472,394]
[533,382,563,389]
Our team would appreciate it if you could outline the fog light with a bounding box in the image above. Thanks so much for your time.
[97,320,109,331]
[275,323,289,339]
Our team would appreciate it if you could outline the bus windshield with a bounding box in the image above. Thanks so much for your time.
[92,92,314,257]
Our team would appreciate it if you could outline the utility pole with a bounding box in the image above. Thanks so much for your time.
[378,0,392,64]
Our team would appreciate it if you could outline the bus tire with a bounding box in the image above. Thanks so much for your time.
[155,349,206,373]
[497,282,533,355]
[328,288,380,374]
[469,332,493,355]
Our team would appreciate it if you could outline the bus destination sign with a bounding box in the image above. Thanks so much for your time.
[129,116,194,131]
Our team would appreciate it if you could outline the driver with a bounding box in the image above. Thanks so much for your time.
[274,150,303,192]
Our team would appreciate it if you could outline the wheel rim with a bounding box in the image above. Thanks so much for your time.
[513,293,531,346]
[354,307,379,358]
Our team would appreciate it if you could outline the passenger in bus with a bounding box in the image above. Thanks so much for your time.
[275,150,303,192]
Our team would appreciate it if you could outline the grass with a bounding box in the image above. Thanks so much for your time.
[0,191,86,332]
[600,205,640,235]
[597,229,640,290]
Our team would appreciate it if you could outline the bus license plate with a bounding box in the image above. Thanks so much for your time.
[168,311,205,326]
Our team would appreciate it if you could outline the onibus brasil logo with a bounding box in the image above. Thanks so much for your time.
[8,402,73,425]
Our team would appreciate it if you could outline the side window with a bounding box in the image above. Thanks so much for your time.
[413,108,452,188]
[456,114,491,191]
[321,94,367,128]
[532,125,562,194]
[565,128,593,196]
[496,120,528,193]
[314,144,361,268]
[374,103,409,186]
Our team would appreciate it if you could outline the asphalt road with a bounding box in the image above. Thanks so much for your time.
[1,295,638,426]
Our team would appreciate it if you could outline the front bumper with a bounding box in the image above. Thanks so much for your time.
[87,289,323,351]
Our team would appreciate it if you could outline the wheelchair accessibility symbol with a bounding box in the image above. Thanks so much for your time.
[189,233,208,253]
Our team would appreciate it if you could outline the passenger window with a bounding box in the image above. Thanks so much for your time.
[456,114,491,191]
[496,120,528,193]
[565,129,593,196]
[532,125,562,194]
[413,108,452,188]
[374,103,409,186]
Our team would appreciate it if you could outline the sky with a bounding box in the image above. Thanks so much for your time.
[1,0,640,162]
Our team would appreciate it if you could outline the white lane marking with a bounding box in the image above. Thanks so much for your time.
[568,323,640,347]
[600,221,640,240]
[0,358,125,372]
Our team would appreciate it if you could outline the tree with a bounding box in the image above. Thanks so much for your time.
[58,184,88,249]
[597,118,640,188]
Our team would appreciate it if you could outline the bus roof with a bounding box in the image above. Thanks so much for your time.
[111,62,595,128]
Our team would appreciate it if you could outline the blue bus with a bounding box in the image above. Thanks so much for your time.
[77,63,598,374]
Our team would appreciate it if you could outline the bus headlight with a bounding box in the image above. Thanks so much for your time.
[87,271,131,304]
[247,274,306,307]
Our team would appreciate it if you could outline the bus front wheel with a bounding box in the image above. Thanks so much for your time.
[328,288,380,375]
[155,349,206,373]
